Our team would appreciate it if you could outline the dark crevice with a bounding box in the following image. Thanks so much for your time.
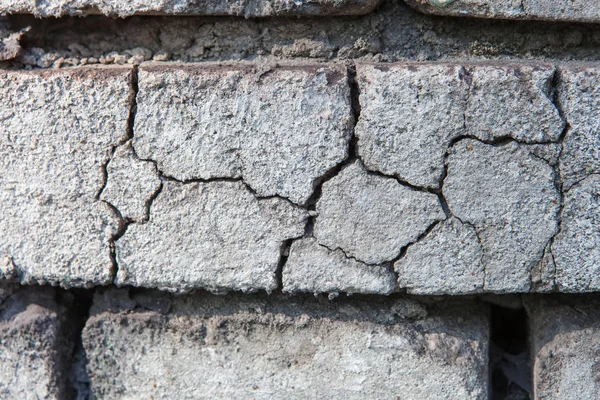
[391,219,441,265]
[274,238,295,293]
[535,67,570,291]
[57,288,95,400]
[303,62,360,237]
[490,303,532,400]
[158,172,301,208]
[316,242,384,268]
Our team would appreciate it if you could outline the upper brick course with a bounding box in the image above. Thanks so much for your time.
[0,61,599,296]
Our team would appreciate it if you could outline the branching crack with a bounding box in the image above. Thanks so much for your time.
[96,65,141,284]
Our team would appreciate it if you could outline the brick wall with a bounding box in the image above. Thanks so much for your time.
[1,1,600,399]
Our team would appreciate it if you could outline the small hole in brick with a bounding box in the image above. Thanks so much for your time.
[490,304,531,400]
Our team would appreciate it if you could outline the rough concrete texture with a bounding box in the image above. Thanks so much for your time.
[0,0,380,17]
[527,296,600,399]
[83,290,489,399]
[405,0,600,23]
[0,285,72,399]
[115,180,307,293]
[314,162,445,265]
[553,175,600,292]
[356,63,563,188]
[356,63,467,189]
[443,140,560,293]
[464,64,563,143]
[134,63,352,205]
[100,141,162,222]
[395,217,485,295]
[557,65,600,190]
[282,238,397,295]
[0,66,132,287]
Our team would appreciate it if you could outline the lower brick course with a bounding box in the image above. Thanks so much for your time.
[83,290,489,399]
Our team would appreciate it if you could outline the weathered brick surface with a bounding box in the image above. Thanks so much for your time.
[0,66,132,287]
[404,0,600,23]
[356,62,563,189]
[0,285,72,399]
[314,161,445,265]
[283,238,397,295]
[83,290,489,399]
[527,296,600,399]
[134,63,352,205]
[115,180,307,293]
[443,140,560,293]
[0,0,380,17]
[395,217,485,295]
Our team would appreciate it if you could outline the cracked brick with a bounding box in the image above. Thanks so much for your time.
[115,180,307,293]
[0,66,133,287]
[100,141,161,222]
[282,238,397,295]
[314,161,445,265]
[395,217,485,295]
[133,63,353,205]
[553,175,600,292]
[356,63,563,189]
[83,290,489,399]
[443,139,560,292]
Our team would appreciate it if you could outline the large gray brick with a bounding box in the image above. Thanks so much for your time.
[134,63,353,205]
[404,0,600,23]
[115,180,307,293]
[0,66,133,287]
[356,63,562,189]
[0,285,72,400]
[527,296,600,400]
[83,290,489,399]
[0,0,380,17]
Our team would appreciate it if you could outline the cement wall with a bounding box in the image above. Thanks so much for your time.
[1,0,600,398]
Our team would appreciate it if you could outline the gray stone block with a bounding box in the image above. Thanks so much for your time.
[0,66,133,287]
[115,180,307,293]
[356,63,562,189]
[0,285,72,400]
[553,175,600,292]
[404,0,600,23]
[314,161,445,265]
[134,63,353,205]
[282,237,397,295]
[527,296,600,400]
[0,0,380,17]
[443,140,560,293]
[83,290,489,399]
